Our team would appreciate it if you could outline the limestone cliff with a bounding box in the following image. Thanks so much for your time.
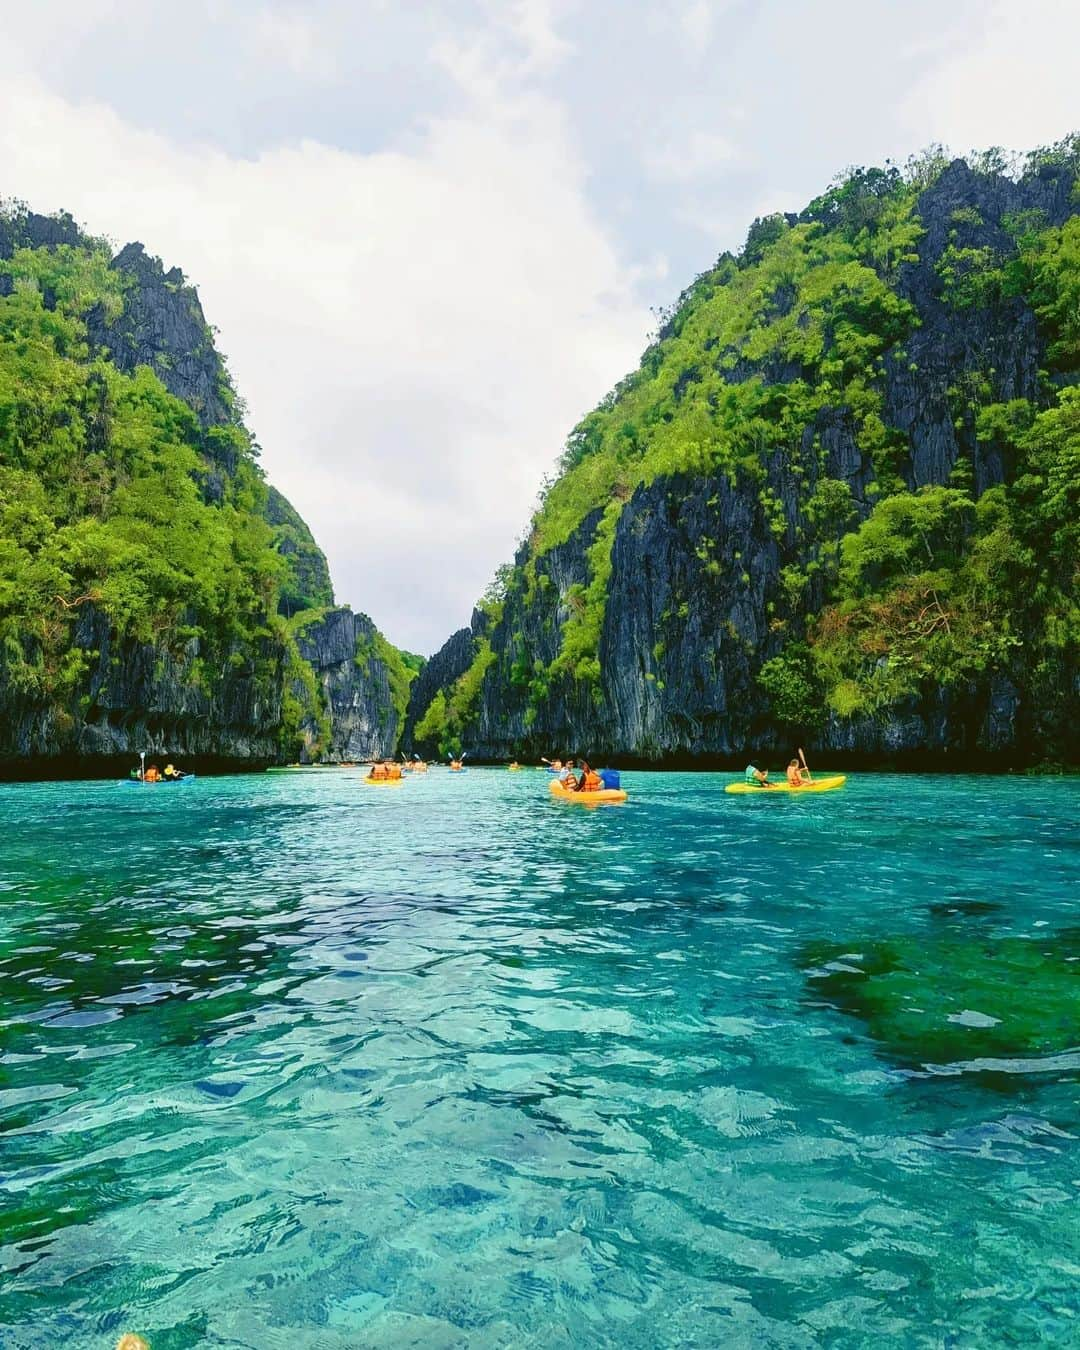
[0,204,408,775]
[409,147,1080,767]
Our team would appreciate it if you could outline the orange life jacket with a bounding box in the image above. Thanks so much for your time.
[581,770,603,791]
[370,765,388,780]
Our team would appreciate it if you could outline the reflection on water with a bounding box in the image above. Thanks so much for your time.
[1,770,1078,1347]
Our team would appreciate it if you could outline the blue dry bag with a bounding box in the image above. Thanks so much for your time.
[598,768,620,790]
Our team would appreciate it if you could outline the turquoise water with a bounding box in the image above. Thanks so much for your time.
[1,769,1078,1349]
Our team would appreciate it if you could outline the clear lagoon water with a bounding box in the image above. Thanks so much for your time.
[1,768,1078,1348]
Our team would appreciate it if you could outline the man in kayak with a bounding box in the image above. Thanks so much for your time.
[558,758,576,782]
[144,764,161,783]
[786,758,810,788]
[744,763,774,788]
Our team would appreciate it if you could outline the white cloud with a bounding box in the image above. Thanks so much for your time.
[0,69,648,652]
[644,128,740,183]
[902,0,1080,154]
[679,0,716,51]
[504,0,575,74]
[253,7,337,79]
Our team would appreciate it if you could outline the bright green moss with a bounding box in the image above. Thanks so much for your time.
[414,638,495,756]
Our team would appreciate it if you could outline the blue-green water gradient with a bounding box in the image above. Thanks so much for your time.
[1,770,1078,1347]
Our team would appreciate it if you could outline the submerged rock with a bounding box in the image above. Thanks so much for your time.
[802,934,1080,1068]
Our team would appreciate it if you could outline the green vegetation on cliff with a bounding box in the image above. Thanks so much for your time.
[0,205,410,763]
[409,139,1079,757]
[414,636,495,757]
[0,229,282,701]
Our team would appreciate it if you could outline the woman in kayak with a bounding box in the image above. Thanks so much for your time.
[571,760,603,792]
[744,763,774,788]
[786,758,810,788]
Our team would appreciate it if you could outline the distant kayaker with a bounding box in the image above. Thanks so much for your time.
[786,758,810,788]
[163,763,185,780]
[744,763,773,788]
[558,758,576,782]
[144,764,161,783]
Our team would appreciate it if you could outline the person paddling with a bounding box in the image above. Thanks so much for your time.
[572,759,603,792]
[744,763,773,788]
[786,758,810,788]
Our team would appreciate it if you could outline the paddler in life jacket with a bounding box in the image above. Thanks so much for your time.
[368,760,390,781]
[786,758,810,788]
[572,759,603,792]
[744,763,773,788]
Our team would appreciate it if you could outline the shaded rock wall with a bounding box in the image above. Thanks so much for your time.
[0,209,403,775]
[295,608,403,761]
[408,160,1080,766]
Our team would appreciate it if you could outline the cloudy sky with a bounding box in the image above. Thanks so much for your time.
[1,1,1076,652]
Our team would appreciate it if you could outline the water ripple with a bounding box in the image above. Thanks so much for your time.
[1,770,1078,1347]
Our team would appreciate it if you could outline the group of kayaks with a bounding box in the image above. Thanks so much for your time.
[120,758,849,803]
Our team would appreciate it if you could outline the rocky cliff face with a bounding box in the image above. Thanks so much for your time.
[264,486,335,617]
[86,241,232,431]
[401,619,482,751]
[295,608,405,761]
[409,151,1080,767]
[0,206,407,775]
[0,603,284,775]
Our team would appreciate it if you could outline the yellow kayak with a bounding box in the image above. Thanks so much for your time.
[549,780,627,804]
[363,777,405,787]
[725,774,847,795]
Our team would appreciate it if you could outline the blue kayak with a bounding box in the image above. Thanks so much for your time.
[120,775,196,786]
